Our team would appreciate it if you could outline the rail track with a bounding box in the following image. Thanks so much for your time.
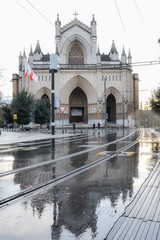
[0,129,143,208]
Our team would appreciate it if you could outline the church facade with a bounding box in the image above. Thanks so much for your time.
[12,14,139,126]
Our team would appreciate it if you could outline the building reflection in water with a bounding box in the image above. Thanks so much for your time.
[27,142,146,239]
[12,132,158,239]
[13,147,55,190]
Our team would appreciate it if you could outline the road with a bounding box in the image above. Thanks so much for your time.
[0,128,159,240]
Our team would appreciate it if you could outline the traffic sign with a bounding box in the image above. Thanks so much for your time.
[59,106,66,113]
[13,114,17,120]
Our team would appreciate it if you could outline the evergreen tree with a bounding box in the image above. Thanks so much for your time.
[149,87,160,114]
[0,69,5,126]
[34,98,50,126]
[12,90,35,125]
[2,103,13,124]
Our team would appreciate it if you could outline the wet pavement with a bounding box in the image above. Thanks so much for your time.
[0,128,159,239]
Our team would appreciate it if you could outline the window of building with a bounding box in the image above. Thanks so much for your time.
[68,43,84,65]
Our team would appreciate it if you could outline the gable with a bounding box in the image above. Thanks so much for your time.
[60,19,91,35]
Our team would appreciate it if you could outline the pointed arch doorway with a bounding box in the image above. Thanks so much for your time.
[69,87,88,123]
[107,94,116,123]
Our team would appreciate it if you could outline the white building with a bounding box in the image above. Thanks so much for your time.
[12,14,139,126]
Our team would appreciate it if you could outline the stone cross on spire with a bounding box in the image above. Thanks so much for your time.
[73,12,78,19]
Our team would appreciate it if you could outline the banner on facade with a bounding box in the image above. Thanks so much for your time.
[71,107,82,116]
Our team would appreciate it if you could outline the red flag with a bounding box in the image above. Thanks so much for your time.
[30,72,33,81]
[24,57,38,83]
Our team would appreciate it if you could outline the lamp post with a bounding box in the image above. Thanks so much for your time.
[122,94,128,129]
[104,77,107,131]
[50,54,58,150]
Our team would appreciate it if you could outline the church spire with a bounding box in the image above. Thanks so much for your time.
[55,14,61,37]
[34,40,43,60]
[96,45,100,56]
[19,51,23,71]
[91,14,97,36]
[109,40,119,60]
[128,49,132,59]
[56,44,59,56]
[56,14,61,25]
[34,40,42,54]
[96,45,101,63]
[121,46,127,64]
[23,48,26,57]
[91,14,96,25]
[29,45,34,64]
[110,40,118,54]
[29,45,34,56]
[122,46,126,55]
[128,49,132,68]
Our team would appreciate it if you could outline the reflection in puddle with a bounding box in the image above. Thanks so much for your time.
[0,131,158,240]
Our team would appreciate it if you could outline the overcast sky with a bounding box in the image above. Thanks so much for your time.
[1,0,160,104]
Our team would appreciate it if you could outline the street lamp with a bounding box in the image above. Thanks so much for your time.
[122,94,128,129]
[50,54,58,150]
[104,77,108,131]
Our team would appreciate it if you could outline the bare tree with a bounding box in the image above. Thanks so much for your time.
[0,68,5,103]
[0,67,11,104]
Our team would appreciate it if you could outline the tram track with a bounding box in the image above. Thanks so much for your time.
[0,130,143,208]
[0,130,137,178]
[0,132,97,152]
[0,130,118,153]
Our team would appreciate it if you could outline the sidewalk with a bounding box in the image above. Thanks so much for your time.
[106,159,160,239]
[1,128,160,146]
[0,130,74,145]
[106,129,160,240]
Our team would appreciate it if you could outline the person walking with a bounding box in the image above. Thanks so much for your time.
[73,122,76,134]
[92,123,96,132]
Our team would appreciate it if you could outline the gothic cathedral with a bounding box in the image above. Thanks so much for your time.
[12,14,139,126]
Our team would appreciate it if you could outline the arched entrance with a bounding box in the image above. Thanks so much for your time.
[69,87,88,123]
[42,94,49,101]
[41,94,50,121]
[107,94,116,123]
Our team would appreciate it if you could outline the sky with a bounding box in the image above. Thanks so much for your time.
[0,0,160,105]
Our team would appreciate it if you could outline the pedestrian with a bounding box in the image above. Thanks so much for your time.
[92,123,95,132]
[46,124,50,133]
[98,122,100,129]
[4,123,7,131]
[73,122,76,134]
[10,123,13,131]
[155,140,159,152]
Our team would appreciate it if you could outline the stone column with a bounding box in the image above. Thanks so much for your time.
[12,74,19,98]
